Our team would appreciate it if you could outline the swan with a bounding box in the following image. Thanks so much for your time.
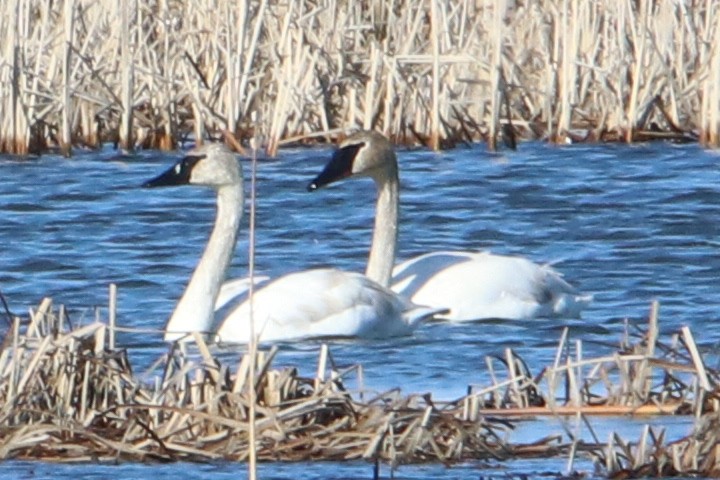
[143,142,442,343]
[307,131,592,322]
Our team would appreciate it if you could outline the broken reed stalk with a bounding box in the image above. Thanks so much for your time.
[624,0,648,143]
[3,0,27,155]
[108,283,117,351]
[429,0,440,150]
[701,7,720,147]
[60,0,74,157]
[557,0,578,144]
[118,0,134,151]
[487,0,505,150]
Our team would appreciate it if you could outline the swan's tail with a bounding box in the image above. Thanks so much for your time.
[540,263,593,318]
[403,305,450,329]
[553,293,594,318]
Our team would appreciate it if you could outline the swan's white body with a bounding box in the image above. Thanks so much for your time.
[214,276,269,311]
[392,251,590,321]
[309,131,591,322]
[217,269,435,343]
[144,142,440,343]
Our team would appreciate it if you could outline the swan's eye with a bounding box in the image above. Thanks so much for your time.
[338,143,364,169]
[181,154,206,172]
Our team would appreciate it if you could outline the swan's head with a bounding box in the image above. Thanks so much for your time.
[143,143,242,189]
[307,130,396,191]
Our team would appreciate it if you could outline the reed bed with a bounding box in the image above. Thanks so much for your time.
[0,297,524,464]
[2,295,719,476]
[594,350,720,477]
[468,302,719,419]
[465,300,720,477]
[596,411,720,478]
[1,0,718,156]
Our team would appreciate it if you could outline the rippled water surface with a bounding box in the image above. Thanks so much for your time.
[2,141,719,478]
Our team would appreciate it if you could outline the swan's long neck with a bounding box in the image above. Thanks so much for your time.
[164,184,243,340]
[366,165,399,287]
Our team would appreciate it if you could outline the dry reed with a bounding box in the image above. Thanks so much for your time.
[1,0,718,155]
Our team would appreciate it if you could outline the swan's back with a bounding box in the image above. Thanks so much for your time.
[392,251,592,321]
[216,268,440,343]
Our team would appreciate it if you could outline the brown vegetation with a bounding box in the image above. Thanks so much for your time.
[1,293,720,478]
[470,302,719,419]
[1,0,718,156]
[0,297,521,464]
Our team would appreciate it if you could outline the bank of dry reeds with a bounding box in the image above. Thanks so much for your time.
[2,294,720,478]
[1,0,718,156]
[469,302,719,419]
[596,382,720,478]
[595,412,720,479]
[0,297,528,464]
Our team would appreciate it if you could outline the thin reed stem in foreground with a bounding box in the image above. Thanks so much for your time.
[246,119,260,480]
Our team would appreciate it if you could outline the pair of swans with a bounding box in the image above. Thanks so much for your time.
[144,131,590,343]
[144,140,443,343]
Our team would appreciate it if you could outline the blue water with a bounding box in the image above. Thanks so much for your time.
[1,141,719,478]
[0,456,599,479]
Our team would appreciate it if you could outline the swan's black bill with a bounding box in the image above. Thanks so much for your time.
[307,142,364,191]
[143,154,205,188]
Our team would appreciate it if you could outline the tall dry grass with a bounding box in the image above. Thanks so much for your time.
[0,0,718,155]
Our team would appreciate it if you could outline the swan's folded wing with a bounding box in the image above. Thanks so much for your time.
[216,269,435,343]
[392,251,475,297]
[392,251,591,321]
[214,276,270,311]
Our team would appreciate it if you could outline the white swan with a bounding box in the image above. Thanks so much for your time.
[143,142,442,343]
[307,131,592,322]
